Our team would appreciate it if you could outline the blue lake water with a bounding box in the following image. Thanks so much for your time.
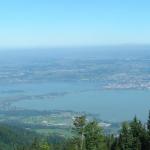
[1,82,150,122]
[1,48,150,122]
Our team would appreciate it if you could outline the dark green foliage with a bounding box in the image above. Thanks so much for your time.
[105,134,116,150]
[118,122,134,150]
[1,111,150,150]
[84,121,107,150]
[72,116,107,150]
[73,116,86,135]
[147,110,150,134]
[113,114,150,150]
[0,124,37,150]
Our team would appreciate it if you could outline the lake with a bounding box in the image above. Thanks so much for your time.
[1,48,150,122]
[1,82,150,122]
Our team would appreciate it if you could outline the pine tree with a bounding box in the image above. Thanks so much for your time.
[73,116,86,150]
[147,110,150,134]
[118,122,134,150]
[130,116,142,150]
[84,121,107,150]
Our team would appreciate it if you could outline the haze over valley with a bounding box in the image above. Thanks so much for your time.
[0,47,150,122]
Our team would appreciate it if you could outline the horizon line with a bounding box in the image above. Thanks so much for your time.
[1,43,150,51]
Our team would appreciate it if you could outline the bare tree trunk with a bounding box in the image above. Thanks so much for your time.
[81,132,84,150]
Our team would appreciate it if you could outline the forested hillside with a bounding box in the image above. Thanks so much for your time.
[0,124,38,150]
[1,112,150,150]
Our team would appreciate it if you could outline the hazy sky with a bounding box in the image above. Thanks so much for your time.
[0,0,150,48]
